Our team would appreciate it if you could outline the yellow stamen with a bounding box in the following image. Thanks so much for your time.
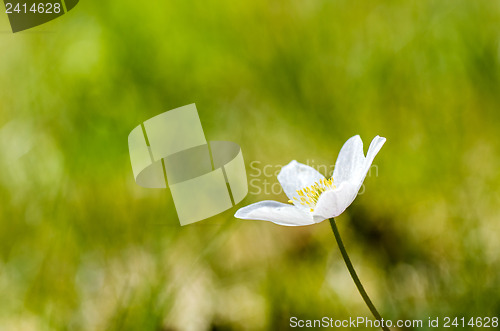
[288,177,336,211]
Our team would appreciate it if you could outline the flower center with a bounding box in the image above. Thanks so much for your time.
[288,177,336,212]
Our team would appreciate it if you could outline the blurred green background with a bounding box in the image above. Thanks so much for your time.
[1,0,500,330]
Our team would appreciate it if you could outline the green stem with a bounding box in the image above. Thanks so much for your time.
[329,218,389,331]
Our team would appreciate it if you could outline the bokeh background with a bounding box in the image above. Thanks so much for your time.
[1,0,500,330]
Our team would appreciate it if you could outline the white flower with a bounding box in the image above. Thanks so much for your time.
[235,135,386,226]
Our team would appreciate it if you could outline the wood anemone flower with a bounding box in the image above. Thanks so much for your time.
[235,135,386,226]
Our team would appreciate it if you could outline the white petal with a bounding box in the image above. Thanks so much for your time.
[234,200,314,226]
[312,181,359,222]
[277,160,325,208]
[332,135,365,185]
[350,135,387,190]
[314,135,386,221]
[364,136,386,173]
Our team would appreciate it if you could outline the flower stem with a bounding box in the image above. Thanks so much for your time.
[329,218,389,331]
